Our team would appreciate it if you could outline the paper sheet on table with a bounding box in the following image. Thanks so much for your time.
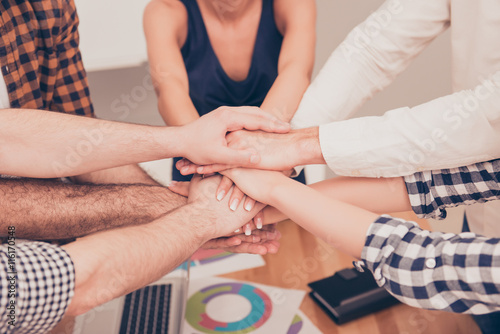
[286,310,323,334]
[183,277,305,334]
[176,249,265,279]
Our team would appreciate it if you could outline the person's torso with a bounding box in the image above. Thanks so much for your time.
[179,0,283,116]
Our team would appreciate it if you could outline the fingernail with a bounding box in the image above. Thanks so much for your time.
[217,190,225,201]
[197,166,204,174]
[167,181,178,188]
[230,199,239,211]
[250,154,259,164]
[234,229,240,233]
[256,217,263,230]
[244,202,253,211]
[181,167,189,174]
[245,225,252,236]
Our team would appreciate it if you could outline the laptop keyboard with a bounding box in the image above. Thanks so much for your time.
[119,284,172,334]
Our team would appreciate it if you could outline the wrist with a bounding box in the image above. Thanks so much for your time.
[154,126,186,159]
[262,206,287,225]
[292,127,325,166]
[186,202,218,243]
[268,175,295,208]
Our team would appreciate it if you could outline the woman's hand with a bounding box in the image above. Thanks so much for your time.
[168,176,279,249]
[169,175,260,233]
[220,168,289,206]
[216,176,256,212]
[169,177,256,214]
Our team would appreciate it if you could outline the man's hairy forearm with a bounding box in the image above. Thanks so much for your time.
[0,178,186,239]
[72,164,161,186]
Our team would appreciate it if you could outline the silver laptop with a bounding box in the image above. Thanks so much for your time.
[73,264,190,334]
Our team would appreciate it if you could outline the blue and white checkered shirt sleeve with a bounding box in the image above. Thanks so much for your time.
[359,215,500,314]
[0,241,75,334]
[404,159,500,220]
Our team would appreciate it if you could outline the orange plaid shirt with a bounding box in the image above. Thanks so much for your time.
[0,0,94,116]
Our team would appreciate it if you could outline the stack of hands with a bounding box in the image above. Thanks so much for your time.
[167,106,314,256]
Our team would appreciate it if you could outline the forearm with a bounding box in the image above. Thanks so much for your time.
[262,176,411,225]
[144,1,197,128]
[266,158,500,228]
[285,127,325,167]
[0,178,186,239]
[73,164,160,185]
[62,202,209,316]
[269,176,377,257]
[0,109,182,178]
[282,127,325,168]
[157,83,199,127]
[272,0,315,122]
[261,69,310,122]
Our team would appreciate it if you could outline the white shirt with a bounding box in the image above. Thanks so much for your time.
[291,0,500,236]
[0,70,9,109]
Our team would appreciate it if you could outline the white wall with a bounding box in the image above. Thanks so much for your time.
[75,0,149,71]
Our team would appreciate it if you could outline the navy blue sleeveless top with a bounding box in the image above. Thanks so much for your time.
[179,0,283,117]
[173,0,282,181]
[173,0,305,183]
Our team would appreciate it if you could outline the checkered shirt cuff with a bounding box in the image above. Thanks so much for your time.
[1,241,75,334]
[404,159,500,220]
[359,215,500,315]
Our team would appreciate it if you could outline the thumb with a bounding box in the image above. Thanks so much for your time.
[215,147,261,167]
[167,181,190,197]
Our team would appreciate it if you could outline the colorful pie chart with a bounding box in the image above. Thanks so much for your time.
[186,282,273,333]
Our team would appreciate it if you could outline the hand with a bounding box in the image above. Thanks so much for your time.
[177,107,290,172]
[170,179,278,253]
[168,174,257,217]
[177,127,322,175]
[216,176,256,212]
[169,179,264,233]
[202,225,281,255]
[187,174,264,238]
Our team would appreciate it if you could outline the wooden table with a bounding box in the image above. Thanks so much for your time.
[52,213,481,334]
[222,213,481,334]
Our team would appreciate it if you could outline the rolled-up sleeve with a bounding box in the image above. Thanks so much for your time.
[0,241,75,334]
[359,215,500,314]
[404,159,500,220]
[51,0,94,117]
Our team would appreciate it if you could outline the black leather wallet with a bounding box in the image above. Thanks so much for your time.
[308,268,399,325]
